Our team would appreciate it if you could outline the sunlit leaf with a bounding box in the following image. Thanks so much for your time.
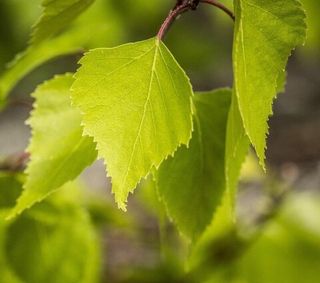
[72,38,193,210]
[233,0,306,167]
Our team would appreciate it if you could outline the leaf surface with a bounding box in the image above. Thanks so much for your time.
[234,0,306,167]
[156,89,231,240]
[72,38,193,210]
[31,0,95,44]
[8,74,97,218]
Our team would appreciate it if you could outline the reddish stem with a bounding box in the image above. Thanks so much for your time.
[200,0,235,21]
[157,2,191,41]
[157,0,234,41]
[0,152,29,172]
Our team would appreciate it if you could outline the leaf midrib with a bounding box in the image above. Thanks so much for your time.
[119,42,159,193]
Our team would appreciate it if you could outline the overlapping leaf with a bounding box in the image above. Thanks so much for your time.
[233,0,306,167]
[72,38,194,210]
[186,94,251,271]
[225,91,250,213]
[31,0,95,44]
[156,89,231,240]
[8,74,97,218]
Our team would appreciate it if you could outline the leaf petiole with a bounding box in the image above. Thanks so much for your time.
[157,1,191,41]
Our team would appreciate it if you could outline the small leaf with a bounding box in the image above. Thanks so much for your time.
[71,38,193,210]
[7,74,97,218]
[31,0,95,44]
[156,89,231,240]
[233,0,306,167]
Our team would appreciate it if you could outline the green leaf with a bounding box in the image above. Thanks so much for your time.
[4,182,100,283]
[156,89,231,240]
[71,38,193,210]
[233,0,306,167]
[225,59,288,217]
[225,91,250,213]
[31,0,95,44]
[7,74,97,218]
[188,91,250,270]
[0,0,124,109]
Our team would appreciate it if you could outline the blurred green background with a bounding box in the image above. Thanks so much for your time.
[0,0,319,282]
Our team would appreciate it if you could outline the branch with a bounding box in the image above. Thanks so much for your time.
[0,152,29,172]
[157,1,193,40]
[200,0,235,21]
[8,98,33,109]
[157,0,234,41]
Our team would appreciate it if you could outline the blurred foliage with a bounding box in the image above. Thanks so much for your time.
[1,163,320,282]
[0,175,101,283]
[0,0,319,282]
[186,193,320,283]
[236,193,320,283]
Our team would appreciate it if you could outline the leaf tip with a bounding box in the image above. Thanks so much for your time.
[116,200,127,212]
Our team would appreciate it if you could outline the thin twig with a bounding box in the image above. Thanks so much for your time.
[200,0,235,21]
[8,98,33,109]
[157,0,234,41]
[0,152,29,172]
[157,2,192,40]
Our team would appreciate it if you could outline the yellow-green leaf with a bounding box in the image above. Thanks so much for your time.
[71,38,193,210]
[234,0,306,167]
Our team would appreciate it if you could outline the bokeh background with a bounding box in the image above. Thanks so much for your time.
[0,1,319,282]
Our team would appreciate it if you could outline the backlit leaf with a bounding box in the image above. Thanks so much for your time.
[71,38,193,210]
[233,0,306,167]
